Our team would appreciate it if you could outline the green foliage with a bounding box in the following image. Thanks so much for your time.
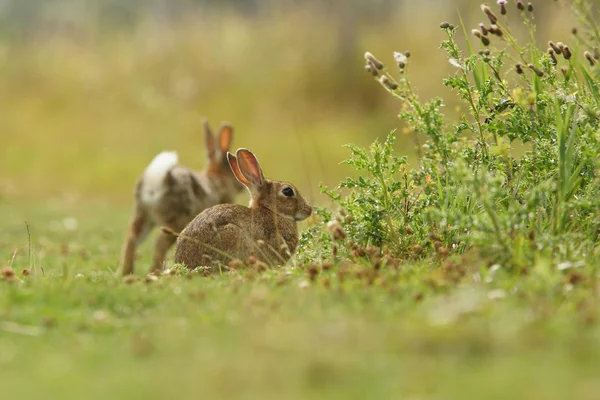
[301,0,600,270]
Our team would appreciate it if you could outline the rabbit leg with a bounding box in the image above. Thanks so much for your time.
[119,206,154,276]
[149,229,177,273]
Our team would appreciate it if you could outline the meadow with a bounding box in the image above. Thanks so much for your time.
[2,0,600,399]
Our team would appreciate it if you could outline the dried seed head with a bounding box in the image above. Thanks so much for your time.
[563,46,572,60]
[440,21,450,29]
[528,64,544,77]
[379,75,399,90]
[367,245,381,259]
[549,41,562,54]
[548,48,557,65]
[322,262,334,271]
[481,4,498,24]
[1,266,14,280]
[516,0,525,11]
[584,51,596,67]
[307,264,319,282]
[254,261,268,272]
[364,52,384,70]
[228,258,244,270]
[515,64,524,74]
[527,2,533,12]
[326,220,347,241]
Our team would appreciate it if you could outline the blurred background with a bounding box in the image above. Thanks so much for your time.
[0,0,574,206]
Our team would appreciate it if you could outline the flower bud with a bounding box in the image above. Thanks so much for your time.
[549,41,562,54]
[548,48,557,65]
[379,75,399,90]
[364,52,384,70]
[481,4,498,24]
[584,51,596,67]
[528,64,544,77]
[515,64,524,74]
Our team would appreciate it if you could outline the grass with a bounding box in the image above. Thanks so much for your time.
[2,1,600,398]
[2,200,600,399]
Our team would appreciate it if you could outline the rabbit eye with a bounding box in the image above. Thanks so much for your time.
[282,187,295,197]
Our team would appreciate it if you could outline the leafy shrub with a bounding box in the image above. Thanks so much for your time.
[299,0,600,269]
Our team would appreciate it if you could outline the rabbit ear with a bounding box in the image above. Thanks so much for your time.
[236,149,264,189]
[227,152,250,187]
[218,123,233,154]
[203,119,216,159]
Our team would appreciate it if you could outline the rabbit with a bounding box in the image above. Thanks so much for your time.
[173,148,313,270]
[118,120,244,275]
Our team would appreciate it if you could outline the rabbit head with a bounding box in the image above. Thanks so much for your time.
[203,120,245,200]
[227,149,313,221]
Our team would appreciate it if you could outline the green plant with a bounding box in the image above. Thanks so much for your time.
[301,0,600,270]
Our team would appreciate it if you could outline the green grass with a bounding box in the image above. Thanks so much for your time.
[2,2,599,398]
[2,200,600,400]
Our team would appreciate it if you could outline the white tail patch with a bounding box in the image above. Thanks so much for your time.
[141,151,179,205]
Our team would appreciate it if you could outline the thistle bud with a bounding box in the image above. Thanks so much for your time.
[528,63,544,77]
[481,4,498,24]
[479,23,489,36]
[563,46,572,60]
[379,75,399,90]
[584,51,596,67]
[549,41,562,54]
[571,27,578,36]
[527,2,533,12]
[498,0,507,15]
[561,66,568,77]
[365,63,378,77]
[364,52,384,70]
[440,21,450,29]
[548,48,557,65]
[516,0,525,11]
[472,29,482,39]
[515,64,524,74]
[488,24,503,37]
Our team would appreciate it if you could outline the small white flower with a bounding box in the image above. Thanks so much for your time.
[448,58,466,70]
[393,51,408,64]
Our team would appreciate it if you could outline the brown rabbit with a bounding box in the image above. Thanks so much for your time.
[173,148,313,269]
[118,121,244,275]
